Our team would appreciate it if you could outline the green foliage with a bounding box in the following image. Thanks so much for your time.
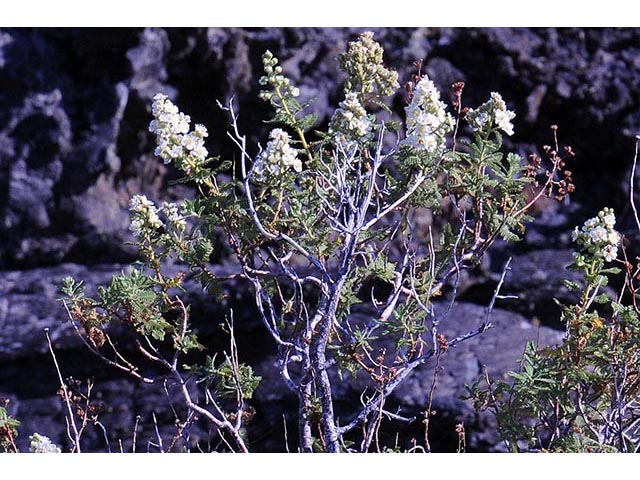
[468,210,640,452]
[0,405,20,452]
[188,354,262,401]
[97,268,170,341]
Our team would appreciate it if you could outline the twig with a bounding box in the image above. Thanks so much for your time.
[132,415,141,453]
[283,414,290,453]
[484,257,514,325]
[423,349,443,452]
[629,136,640,233]
[45,328,82,453]
[61,301,155,383]
[152,412,164,453]
[95,420,111,453]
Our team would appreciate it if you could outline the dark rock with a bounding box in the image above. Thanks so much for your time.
[460,248,583,327]
[1,27,639,452]
[2,27,640,268]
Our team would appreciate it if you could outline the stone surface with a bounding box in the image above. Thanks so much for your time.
[1,27,639,452]
[1,28,639,268]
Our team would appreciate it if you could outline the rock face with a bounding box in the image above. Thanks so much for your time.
[1,27,639,452]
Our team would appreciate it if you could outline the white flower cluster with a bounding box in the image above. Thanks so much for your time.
[467,92,516,136]
[258,51,300,101]
[129,194,163,237]
[149,93,209,172]
[571,208,620,262]
[29,433,61,453]
[402,75,454,155]
[162,201,187,233]
[339,31,399,97]
[252,129,301,182]
[329,92,372,149]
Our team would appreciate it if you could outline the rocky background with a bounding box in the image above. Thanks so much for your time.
[1,27,639,452]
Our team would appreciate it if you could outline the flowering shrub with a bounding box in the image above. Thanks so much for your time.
[51,31,582,453]
[468,208,640,452]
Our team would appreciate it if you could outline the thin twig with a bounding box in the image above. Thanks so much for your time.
[629,136,640,233]
[95,420,111,453]
[132,415,141,453]
[152,412,164,453]
[45,328,82,453]
[484,257,514,325]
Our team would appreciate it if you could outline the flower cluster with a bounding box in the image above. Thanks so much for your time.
[162,201,187,233]
[29,433,61,453]
[258,51,300,102]
[467,92,516,136]
[338,31,399,97]
[402,75,454,156]
[149,93,209,173]
[329,92,372,150]
[252,129,302,182]
[571,208,620,262]
[129,194,163,238]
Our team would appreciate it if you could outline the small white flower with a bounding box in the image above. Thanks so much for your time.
[129,218,144,237]
[573,208,621,263]
[149,92,210,173]
[192,144,208,161]
[129,194,163,234]
[329,92,372,149]
[423,134,438,153]
[468,92,516,136]
[162,202,186,232]
[181,133,200,151]
[494,108,515,136]
[30,433,61,453]
[603,212,616,227]
[603,244,618,262]
[467,110,490,131]
[583,218,598,231]
[571,226,580,242]
[129,194,153,212]
[589,226,608,243]
[169,144,183,159]
[194,124,208,138]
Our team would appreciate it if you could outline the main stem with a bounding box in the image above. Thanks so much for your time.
[310,294,342,452]
[310,225,359,452]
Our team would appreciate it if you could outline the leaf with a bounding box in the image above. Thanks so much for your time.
[593,293,611,305]
[600,267,621,275]
[191,238,214,264]
[562,279,582,292]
